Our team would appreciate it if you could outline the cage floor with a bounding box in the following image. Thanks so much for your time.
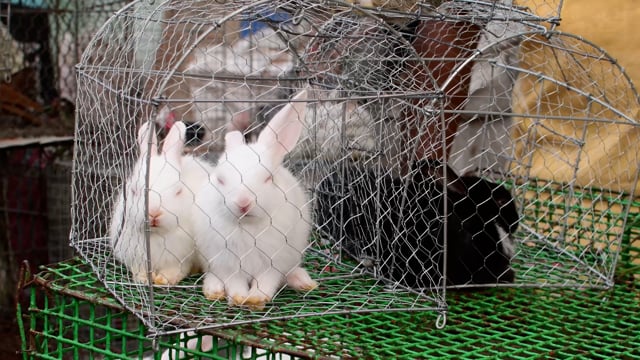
[76,238,445,333]
[73,226,616,335]
[21,257,640,359]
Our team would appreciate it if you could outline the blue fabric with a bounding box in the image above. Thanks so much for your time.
[239,7,291,38]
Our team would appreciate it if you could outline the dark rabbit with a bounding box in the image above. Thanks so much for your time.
[437,165,518,285]
[315,160,518,289]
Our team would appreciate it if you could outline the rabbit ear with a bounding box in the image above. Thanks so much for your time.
[137,121,158,157]
[228,110,251,133]
[224,130,246,151]
[441,165,467,195]
[256,90,307,163]
[419,160,467,195]
[162,121,187,164]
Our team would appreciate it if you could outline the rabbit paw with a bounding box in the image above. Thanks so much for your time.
[229,294,269,310]
[152,274,171,286]
[286,267,318,292]
[203,274,226,301]
[229,278,275,309]
[227,285,270,309]
[225,274,274,308]
[153,268,184,286]
[204,290,226,301]
[132,271,152,284]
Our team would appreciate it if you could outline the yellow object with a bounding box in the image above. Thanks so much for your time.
[512,0,639,274]
[559,0,640,85]
[510,2,639,194]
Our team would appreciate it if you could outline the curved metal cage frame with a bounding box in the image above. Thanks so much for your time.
[71,0,638,334]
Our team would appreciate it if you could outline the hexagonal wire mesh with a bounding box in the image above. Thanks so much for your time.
[71,0,639,335]
[0,2,11,81]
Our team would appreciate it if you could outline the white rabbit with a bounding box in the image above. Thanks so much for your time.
[194,90,316,307]
[109,120,214,285]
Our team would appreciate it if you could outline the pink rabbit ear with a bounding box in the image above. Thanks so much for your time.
[162,121,187,164]
[224,130,246,150]
[137,121,158,157]
[257,90,307,164]
[228,110,251,133]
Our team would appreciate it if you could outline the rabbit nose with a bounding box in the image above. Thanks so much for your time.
[148,209,162,227]
[234,197,252,214]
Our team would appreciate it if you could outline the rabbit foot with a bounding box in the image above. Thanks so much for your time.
[286,267,318,291]
[230,294,269,310]
[153,274,182,285]
[203,274,225,301]
[153,274,171,286]
[132,272,150,284]
[294,279,318,291]
[153,270,184,286]
[204,290,226,301]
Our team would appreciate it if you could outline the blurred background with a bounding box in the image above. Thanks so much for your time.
[0,0,638,357]
[0,1,128,358]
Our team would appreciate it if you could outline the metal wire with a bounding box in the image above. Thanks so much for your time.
[71,0,639,335]
[0,1,11,82]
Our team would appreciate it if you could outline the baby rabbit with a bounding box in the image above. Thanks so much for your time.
[194,90,316,307]
[315,160,518,289]
[109,121,213,285]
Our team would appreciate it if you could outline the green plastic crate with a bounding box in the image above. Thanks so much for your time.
[17,260,297,359]
[17,251,640,359]
[18,179,640,358]
[60,177,638,336]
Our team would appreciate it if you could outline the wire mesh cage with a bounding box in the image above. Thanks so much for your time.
[17,255,640,359]
[0,1,11,82]
[71,0,639,335]
[0,0,129,143]
[0,0,130,99]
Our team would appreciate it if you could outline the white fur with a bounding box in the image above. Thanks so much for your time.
[109,121,213,285]
[497,225,515,259]
[193,91,316,306]
[295,92,375,158]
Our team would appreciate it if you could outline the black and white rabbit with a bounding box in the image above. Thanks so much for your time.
[441,164,518,285]
[315,160,518,289]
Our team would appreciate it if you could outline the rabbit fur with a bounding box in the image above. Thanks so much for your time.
[315,159,518,289]
[193,90,316,307]
[109,121,214,285]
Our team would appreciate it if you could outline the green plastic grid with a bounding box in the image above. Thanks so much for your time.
[19,176,637,358]
[620,211,640,278]
[66,178,639,335]
[77,239,445,334]
[17,260,285,359]
[18,255,640,359]
[510,179,639,286]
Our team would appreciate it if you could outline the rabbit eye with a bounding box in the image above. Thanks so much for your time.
[216,177,225,185]
[264,175,272,184]
[175,188,183,196]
